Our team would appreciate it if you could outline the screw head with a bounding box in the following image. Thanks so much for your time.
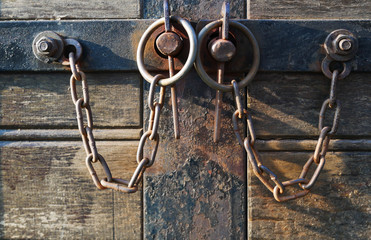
[156,32,183,57]
[208,39,236,62]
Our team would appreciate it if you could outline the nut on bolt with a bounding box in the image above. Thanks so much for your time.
[333,34,356,55]
[36,37,57,56]
[323,29,358,62]
[33,31,65,64]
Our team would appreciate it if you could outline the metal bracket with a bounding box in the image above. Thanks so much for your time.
[323,29,358,62]
[321,29,358,79]
[32,31,82,64]
[1,20,371,72]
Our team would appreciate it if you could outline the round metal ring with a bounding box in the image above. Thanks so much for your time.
[195,19,260,92]
[137,16,197,87]
[321,56,351,80]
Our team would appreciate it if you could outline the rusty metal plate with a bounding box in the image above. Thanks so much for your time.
[1,20,371,72]
[196,20,371,73]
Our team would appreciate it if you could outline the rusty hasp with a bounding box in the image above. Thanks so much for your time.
[137,0,197,139]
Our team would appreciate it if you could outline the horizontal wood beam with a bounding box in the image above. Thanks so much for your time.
[1,20,371,72]
[0,0,141,20]
[255,139,371,151]
[0,129,142,140]
[1,129,369,151]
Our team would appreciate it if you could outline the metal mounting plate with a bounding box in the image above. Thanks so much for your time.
[0,20,370,72]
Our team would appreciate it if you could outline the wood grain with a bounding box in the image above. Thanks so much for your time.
[248,0,371,19]
[0,73,141,128]
[143,0,246,20]
[0,141,141,239]
[0,0,140,20]
[255,139,371,151]
[0,129,141,140]
[249,73,371,137]
[248,151,371,240]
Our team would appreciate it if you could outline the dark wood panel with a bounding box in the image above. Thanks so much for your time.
[249,73,371,137]
[0,0,140,19]
[0,141,141,239]
[143,0,246,20]
[248,151,370,240]
[249,0,371,20]
[143,71,246,239]
[0,73,141,128]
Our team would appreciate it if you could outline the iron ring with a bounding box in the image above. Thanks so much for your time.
[321,56,351,80]
[137,16,197,87]
[195,19,260,92]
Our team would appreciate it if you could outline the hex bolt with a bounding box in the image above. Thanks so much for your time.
[156,32,183,57]
[332,34,355,55]
[36,37,57,56]
[208,39,236,62]
[339,39,352,51]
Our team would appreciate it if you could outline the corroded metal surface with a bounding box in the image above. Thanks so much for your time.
[145,157,245,239]
[2,20,371,72]
[143,71,246,238]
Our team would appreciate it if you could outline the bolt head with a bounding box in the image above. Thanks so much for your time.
[156,32,183,57]
[36,37,57,56]
[333,34,355,55]
[339,39,352,51]
[208,39,236,62]
[38,41,50,51]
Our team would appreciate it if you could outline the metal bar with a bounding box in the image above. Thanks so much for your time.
[163,0,171,32]
[168,56,180,139]
[214,62,224,142]
[1,20,371,72]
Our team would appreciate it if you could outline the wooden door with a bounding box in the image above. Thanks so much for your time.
[0,1,369,239]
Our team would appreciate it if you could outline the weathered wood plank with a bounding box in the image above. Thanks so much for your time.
[248,151,371,240]
[143,71,246,239]
[0,129,141,140]
[0,0,141,19]
[0,73,141,128]
[0,141,141,239]
[255,139,371,151]
[248,0,371,20]
[249,73,371,137]
[143,0,246,20]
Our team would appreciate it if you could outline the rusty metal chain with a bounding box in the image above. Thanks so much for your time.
[232,69,343,202]
[68,52,165,193]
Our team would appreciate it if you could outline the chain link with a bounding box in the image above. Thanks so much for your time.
[232,68,343,202]
[68,52,165,193]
